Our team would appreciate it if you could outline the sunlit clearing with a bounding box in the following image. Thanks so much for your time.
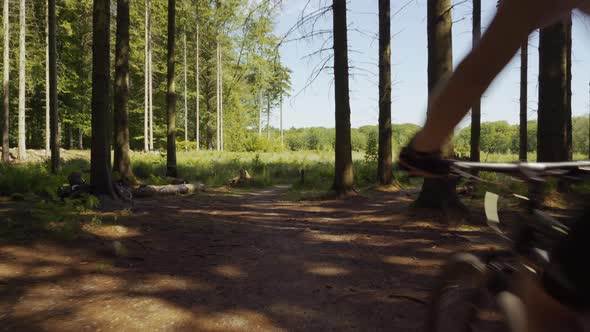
[383,256,442,267]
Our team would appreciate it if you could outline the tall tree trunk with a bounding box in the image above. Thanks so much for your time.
[183,29,188,148]
[469,0,481,162]
[538,20,568,162]
[18,0,26,159]
[280,94,283,148]
[49,0,59,172]
[45,2,50,156]
[195,24,200,151]
[1,0,9,163]
[114,0,133,181]
[267,93,270,140]
[519,39,528,161]
[67,125,73,150]
[566,15,572,161]
[332,0,354,196]
[220,43,223,151]
[148,0,153,151]
[143,0,149,152]
[78,128,83,150]
[377,0,393,185]
[258,92,262,137]
[166,0,178,177]
[415,0,466,223]
[216,40,220,151]
[91,0,115,196]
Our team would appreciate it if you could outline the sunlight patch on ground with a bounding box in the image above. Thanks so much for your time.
[1,245,73,264]
[212,264,247,279]
[132,275,211,293]
[305,262,350,276]
[303,233,359,243]
[192,309,283,331]
[382,255,442,267]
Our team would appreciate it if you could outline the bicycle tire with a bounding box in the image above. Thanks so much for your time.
[426,253,512,332]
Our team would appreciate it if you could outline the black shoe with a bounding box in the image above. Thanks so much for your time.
[398,142,451,177]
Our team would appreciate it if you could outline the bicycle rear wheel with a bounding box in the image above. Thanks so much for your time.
[426,253,511,332]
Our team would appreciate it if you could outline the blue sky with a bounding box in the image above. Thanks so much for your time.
[273,0,590,129]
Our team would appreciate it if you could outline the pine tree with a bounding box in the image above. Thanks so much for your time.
[377,0,393,185]
[49,0,59,172]
[18,0,26,159]
[166,0,178,177]
[332,0,355,196]
[1,0,9,163]
[470,0,481,162]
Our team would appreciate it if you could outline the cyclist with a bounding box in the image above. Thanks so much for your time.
[398,0,590,330]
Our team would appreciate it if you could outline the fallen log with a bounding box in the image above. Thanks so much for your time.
[132,183,207,197]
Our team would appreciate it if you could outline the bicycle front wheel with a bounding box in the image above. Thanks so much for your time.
[426,253,511,332]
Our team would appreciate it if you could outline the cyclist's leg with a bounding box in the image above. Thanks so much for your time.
[412,0,576,153]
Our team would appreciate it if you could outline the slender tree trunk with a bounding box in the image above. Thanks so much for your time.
[1,0,9,163]
[415,0,467,223]
[148,0,153,151]
[78,128,83,150]
[45,2,50,156]
[195,24,200,151]
[566,16,572,161]
[144,0,149,152]
[114,0,133,181]
[280,94,283,148]
[183,29,188,148]
[91,0,115,196]
[377,0,393,185]
[67,125,73,150]
[470,0,481,162]
[49,0,59,172]
[519,39,528,161]
[267,94,270,140]
[166,0,178,177]
[217,40,220,151]
[332,0,354,196]
[258,92,262,137]
[538,20,568,162]
[220,43,223,151]
[18,0,26,159]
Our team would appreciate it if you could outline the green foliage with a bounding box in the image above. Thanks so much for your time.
[364,132,378,163]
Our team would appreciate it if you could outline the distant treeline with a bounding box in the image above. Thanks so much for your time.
[269,117,589,155]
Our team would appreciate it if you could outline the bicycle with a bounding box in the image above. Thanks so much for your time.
[425,161,590,332]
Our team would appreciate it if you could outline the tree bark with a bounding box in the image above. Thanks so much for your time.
[183,29,188,148]
[67,125,73,150]
[216,40,220,151]
[91,0,115,196]
[377,0,393,185]
[144,0,149,152]
[148,0,153,151]
[519,39,528,161]
[538,20,568,162]
[78,128,83,150]
[114,0,133,181]
[195,24,200,151]
[2,0,9,163]
[18,0,26,160]
[267,93,270,140]
[280,94,283,148]
[332,0,354,196]
[220,41,223,151]
[415,0,467,224]
[49,0,59,172]
[566,15,572,161]
[470,0,481,162]
[166,0,178,177]
[45,1,50,157]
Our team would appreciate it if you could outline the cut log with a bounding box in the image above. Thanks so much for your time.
[228,169,252,187]
[133,183,206,197]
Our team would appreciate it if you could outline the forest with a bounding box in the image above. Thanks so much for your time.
[1,0,590,330]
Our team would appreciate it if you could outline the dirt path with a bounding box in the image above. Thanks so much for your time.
[0,188,500,331]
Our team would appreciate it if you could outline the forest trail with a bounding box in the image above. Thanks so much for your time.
[0,188,500,331]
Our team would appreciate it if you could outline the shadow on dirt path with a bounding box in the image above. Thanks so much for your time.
[0,187,500,331]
